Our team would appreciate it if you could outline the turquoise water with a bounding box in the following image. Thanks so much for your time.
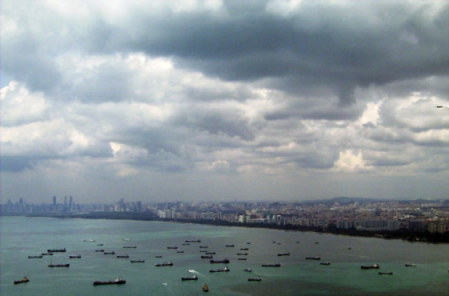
[1,216,449,295]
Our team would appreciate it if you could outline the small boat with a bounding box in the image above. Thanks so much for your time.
[379,272,393,275]
[116,255,129,258]
[155,255,163,258]
[246,242,251,244]
[237,253,248,256]
[167,246,178,250]
[225,244,234,247]
[104,251,115,255]
[95,249,105,252]
[361,264,380,270]
[48,263,70,268]
[123,246,137,249]
[238,258,247,261]
[261,263,281,267]
[93,278,126,286]
[305,256,321,260]
[210,259,230,264]
[201,255,213,259]
[177,251,184,253]
[248,277,262,282]
[209,266,229,273]
[200,250,208,253]
[202,284,209,292]
[47,248,66,253]
[405,263,416,267]
[205,252,216,255]
[14,277,30,285]
[277,252,290,256]
[240,248,249,251]
[155,262,173,267]
[320,262,331,266]
[182,243,190,246]
[83,239,96,242]
[97,243,104,246]
[28,255,43,259]
[69,255,82,259]
[41,253,53,256]
[122,238,130,241]
[199,246,208,249]
[244,268,252,272]
[181,275,198,281]
[130,260,145,263]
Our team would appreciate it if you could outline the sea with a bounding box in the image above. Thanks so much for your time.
[1,216,449,296]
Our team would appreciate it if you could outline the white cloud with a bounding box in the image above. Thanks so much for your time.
[333,150,369,173]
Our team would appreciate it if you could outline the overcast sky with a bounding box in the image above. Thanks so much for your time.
[1,0,449,203]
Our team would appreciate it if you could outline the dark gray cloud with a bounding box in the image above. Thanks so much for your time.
[2,0,449,202]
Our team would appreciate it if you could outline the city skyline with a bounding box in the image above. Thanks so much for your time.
[1,0,449,203]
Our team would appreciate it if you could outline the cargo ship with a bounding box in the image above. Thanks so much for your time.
[93,278,126,286]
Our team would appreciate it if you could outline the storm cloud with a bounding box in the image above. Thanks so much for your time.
[1,0,449,202]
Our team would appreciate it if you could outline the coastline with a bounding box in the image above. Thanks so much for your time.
[4,212,449,244]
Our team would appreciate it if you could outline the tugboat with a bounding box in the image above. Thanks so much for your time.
[202,284,209,292]
[209,266,229,273]
[93,278,126,286]
[14,277,30,285]
[361,264,380,270]
[155,262,173,267]
[181,275,198,281]
[210,259,230,264]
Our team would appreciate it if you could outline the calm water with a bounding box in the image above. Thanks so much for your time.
[1,216,449,296]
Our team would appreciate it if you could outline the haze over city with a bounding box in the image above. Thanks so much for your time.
[1,0,449,203]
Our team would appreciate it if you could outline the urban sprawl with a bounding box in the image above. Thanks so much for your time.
[2,197,449,238]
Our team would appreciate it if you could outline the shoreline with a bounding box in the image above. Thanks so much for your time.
[3,212,449,244]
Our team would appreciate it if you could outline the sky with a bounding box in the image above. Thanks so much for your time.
[1,0,449,203]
